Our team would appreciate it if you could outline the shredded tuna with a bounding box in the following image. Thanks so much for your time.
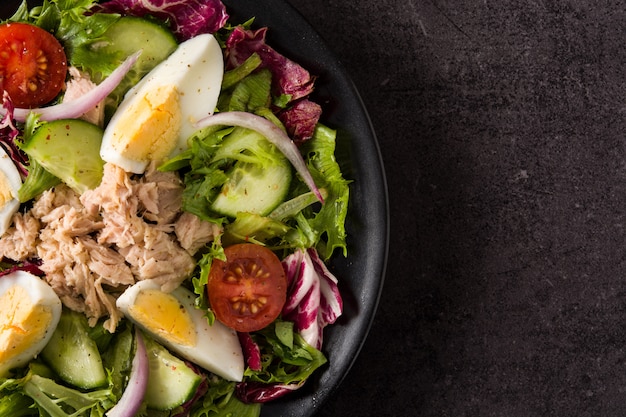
[135,162,183,227]
[175,211,222,255]
[118,226,195,292]
[31,184,84,218]
[0,212,40,260]
[81,163,196,292]
[0,163,215,332]
[81,163,140,248]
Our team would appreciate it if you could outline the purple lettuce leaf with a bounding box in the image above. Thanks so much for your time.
[225,26,316,104]
[235,381,302,404]
[238,332,262,372]
[93,0,229,40]
[0,92,28,177]
[278,98,322,145]
[308,248,343,326]
[0,259,45,278]
[281,248,343,350]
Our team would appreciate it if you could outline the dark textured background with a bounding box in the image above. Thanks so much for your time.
[286,1,626,416]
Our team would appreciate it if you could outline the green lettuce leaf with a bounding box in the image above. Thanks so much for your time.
[187,377,261,417]
[1,366,115,417]
[219,67,272,112]
[192,238,225,319]
[244,320,327,385]
[0,391,37,417]
[296,124,350,260]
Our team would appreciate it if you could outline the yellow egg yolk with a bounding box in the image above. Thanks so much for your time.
[0,171,14,209]
[128,289,197,347]
[110,84,182,163]
[0,285,53,364]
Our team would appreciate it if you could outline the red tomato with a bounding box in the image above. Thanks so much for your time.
[0,22,67,108]
[208,243,287,332]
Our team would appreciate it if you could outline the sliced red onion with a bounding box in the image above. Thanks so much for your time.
[106,330,149,417]
[194,111,324,203]
[4,51,141,123]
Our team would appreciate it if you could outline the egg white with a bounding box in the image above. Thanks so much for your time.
[101,33,224,174]
[116,279,244,381]
[0,146,22,236]
[0,271,62,377]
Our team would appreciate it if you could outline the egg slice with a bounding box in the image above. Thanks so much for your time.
[0,146,22,236]
[0,270,62,377]
[116,279,244,381]
[101,33,224,174]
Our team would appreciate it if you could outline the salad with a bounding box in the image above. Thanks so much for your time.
[0,0,350,416]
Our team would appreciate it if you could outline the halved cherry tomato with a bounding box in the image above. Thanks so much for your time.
[0,22,67,108]
[208,243,287,332]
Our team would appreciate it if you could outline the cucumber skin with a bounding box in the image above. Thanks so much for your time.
[143,336,203,411]
[101,16,178,113]
[101,324,134,399]
[104,16,177,74]
[21,119,105,195]
[40,309,108,389]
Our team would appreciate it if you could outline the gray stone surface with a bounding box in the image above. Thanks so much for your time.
[287,1,626,416]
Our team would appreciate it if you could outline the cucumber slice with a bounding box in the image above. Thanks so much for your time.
[21,119,105,194]
[40,309,107,389]
[143,336,203,411]
[99,16,178,109]
[210,128,293,217]
[211,160,292,218]
[99,16,178,104]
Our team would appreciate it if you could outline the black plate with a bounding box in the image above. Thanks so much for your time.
[0,1,389,416]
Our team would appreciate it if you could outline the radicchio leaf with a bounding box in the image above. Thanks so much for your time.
[278,99,322,145]
[235,381,302,404]
[308,248,343,326]
[281,248,343,350]
[93,0,229,41]
[225,26,322,143]
[225,27,315,102]
[238,332,262,372]
[0,93,28,177]
[0,259,44,278]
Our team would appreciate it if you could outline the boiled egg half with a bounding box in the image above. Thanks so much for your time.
[101,33,224,174]
[0,145,22,236]
[0,270,62,377]
[116,279,244,381]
